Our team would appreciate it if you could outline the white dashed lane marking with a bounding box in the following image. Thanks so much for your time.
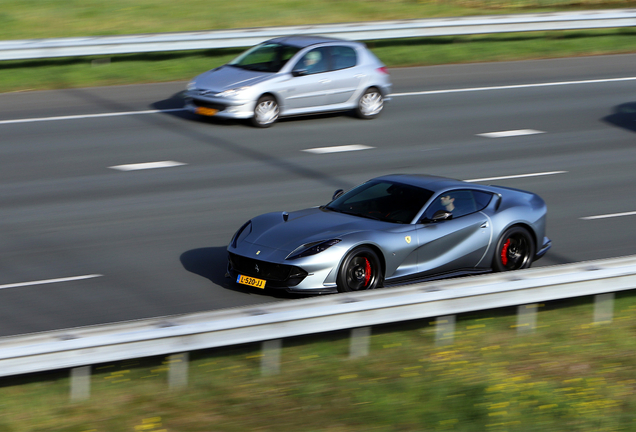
[303,145,375,154]
[109,161,187,171]
[0,274,103,290]
[465,171,567,182]
[581,211,636,221]
[477,129,545,138]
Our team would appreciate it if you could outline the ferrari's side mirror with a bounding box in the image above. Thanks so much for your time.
[332,189,344,200]
[432,210,453,221]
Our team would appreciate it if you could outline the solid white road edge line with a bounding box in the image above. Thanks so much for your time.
[465,171,568,182]
[392,76,636,97]
[581,211,636,220]
[0,274,103,290]
[0,108,184,125]
[2,76,635,125]
[478,129,545,138]
[303,145,375,154]
[109,161,187,171]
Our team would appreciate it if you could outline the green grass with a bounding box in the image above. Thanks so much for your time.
[2,292,636,431]
[2,0,634,40]
[2,28,636,94]
[1,1,636,93]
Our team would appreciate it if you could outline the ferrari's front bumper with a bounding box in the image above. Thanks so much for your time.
[534,236,552,261]
[227,253,339,294]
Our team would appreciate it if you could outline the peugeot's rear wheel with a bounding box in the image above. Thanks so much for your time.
[492,227,535,272]
[355,87,383,119]
[251,95,279,128]
[337,246,383,292]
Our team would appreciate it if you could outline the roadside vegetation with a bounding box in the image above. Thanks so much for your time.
[2,292,636,431]
[1,1,636,92]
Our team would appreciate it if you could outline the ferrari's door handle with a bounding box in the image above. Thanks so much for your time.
[480,221,489,229]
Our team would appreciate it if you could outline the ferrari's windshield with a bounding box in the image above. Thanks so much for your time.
[228,43,301,73]
[326,181,434,224]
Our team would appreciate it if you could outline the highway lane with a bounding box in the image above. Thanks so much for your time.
[0,54,634,336]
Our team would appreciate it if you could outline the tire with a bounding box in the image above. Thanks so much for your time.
[251,95,279,128]
[492,227,535,272]
[336,246,383,293]
[355,87,383,119]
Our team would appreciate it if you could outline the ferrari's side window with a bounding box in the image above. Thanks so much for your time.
[425,190,483,220]
[473,191,494,211]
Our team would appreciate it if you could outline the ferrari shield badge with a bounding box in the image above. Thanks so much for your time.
[405,236,412,244]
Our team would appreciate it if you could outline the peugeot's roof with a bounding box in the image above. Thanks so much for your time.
[266,35,359,48]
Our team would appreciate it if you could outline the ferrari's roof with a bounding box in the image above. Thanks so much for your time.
[371,174,467,192]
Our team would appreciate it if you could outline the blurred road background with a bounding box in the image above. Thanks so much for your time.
[0,54,634,337]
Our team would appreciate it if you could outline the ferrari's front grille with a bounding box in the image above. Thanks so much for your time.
[228,253,308,286]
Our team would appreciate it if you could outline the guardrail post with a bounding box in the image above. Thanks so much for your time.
[516,304,538,333]
[594,293,614,324]
[261,339,281,376]
[436,315,455,346]
[70,366,91,401]
[168,353,188,389]
[350,327,371,358]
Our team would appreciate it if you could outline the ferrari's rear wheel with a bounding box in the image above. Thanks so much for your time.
[492,227,535,272]
[337,246,383,293]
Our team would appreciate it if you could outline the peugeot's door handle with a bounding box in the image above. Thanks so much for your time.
[320,79,331,84]
[480,221,489,229]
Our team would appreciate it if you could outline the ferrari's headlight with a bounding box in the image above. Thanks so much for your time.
[230,220,252,248]
[216,86,251,98]
[286,239,341,260]
[186,81,197,91]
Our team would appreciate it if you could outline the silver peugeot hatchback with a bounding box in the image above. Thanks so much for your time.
[184,35,392,127]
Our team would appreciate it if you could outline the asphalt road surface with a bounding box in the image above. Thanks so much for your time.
[0,54,635,337]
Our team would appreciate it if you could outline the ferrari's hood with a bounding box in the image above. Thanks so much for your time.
[244,207,385,253]
[194,65,272,92]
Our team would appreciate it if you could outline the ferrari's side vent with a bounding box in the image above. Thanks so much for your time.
[494,194,502,211]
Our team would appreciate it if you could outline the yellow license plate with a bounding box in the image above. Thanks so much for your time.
[196,107,218,116]
[237,274,266,289]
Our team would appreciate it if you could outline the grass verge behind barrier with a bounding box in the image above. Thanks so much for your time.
[3,0,635,40]
[2,28,636,94]
[1,291,636,431]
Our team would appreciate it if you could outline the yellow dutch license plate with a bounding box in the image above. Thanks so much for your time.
[237,274,266,289]
[196,107,218,116]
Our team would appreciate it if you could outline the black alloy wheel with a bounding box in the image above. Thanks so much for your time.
[492,227,535,272]
[337,246,383,292]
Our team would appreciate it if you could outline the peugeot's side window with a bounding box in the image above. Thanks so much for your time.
[292,47,330,75]
[331,46,357,70]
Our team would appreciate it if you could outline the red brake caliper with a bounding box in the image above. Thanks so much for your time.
[501,239,511,266]
[363,258,371,287]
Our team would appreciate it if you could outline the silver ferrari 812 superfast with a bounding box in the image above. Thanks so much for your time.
[227,174,551,294]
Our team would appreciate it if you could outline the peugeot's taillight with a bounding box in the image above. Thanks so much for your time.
[377,66,389,75]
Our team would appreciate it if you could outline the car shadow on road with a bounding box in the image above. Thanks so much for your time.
[151,92,358,127]
[180,246,303,299]
[603,102,636,133]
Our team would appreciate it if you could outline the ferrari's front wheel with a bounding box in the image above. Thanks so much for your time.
[337,246,383,293]
[492,227,535,272]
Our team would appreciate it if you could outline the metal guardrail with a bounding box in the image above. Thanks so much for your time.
[1,254,635,379]
[1,9,635,61]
